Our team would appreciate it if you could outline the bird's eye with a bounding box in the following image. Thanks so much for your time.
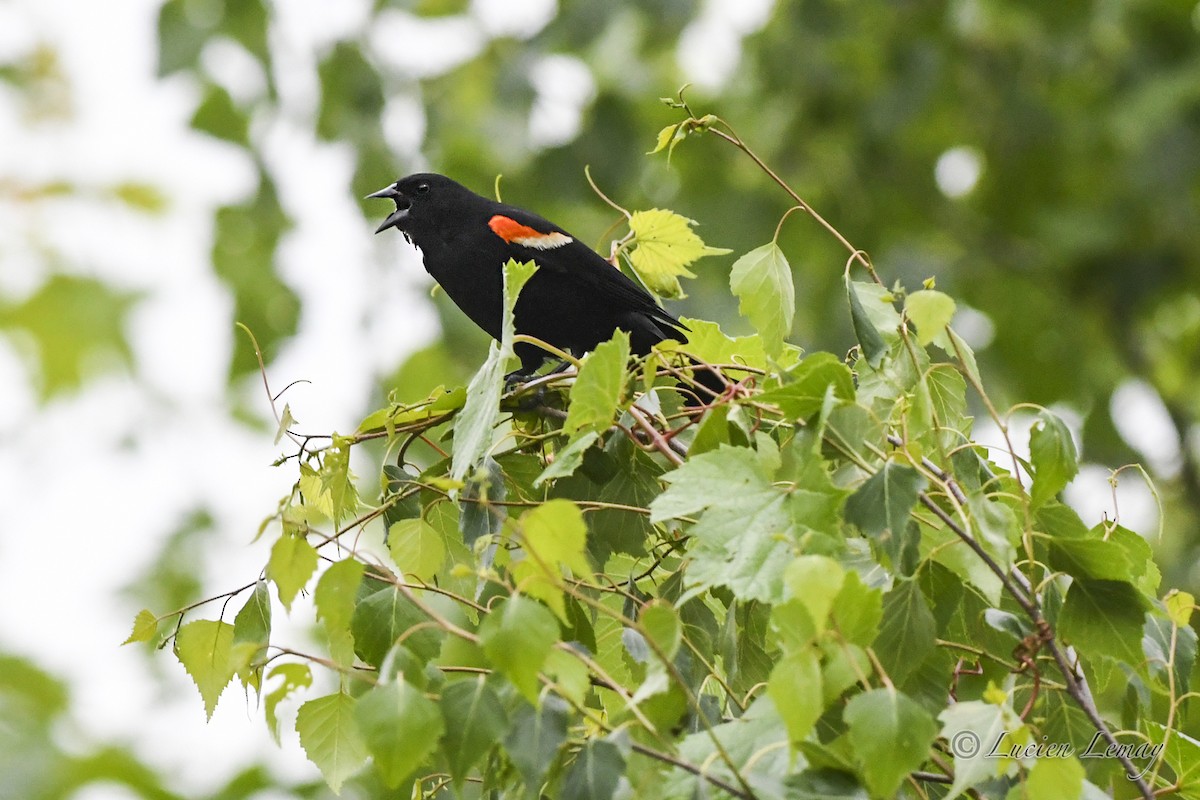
[416,182,430,194]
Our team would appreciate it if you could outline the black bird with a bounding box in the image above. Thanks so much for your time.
[369,173,720,401]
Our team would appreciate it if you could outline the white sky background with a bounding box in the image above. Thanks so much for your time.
[0,0,1167,794]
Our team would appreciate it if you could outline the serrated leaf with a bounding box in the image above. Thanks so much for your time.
[905,289,956,347]
[315,559,363,665]
[759,352,855,420]
[297,443,358,523]
[873,579,936,684]
[505,697,569,792]
[563,739,625,800]
[440,677,508,783]
[296,691,368,793]
[640,601,683,662]
[265,662,311,744]
[729,241,795,358]
[267,533,318,611]
[649,122,681,155]
[674,316,768,371]
[355,680,444,787]
[626,209,730,298]
[564,331,630,437]
[274,403,296,445]
[938,698,1024,798]
[452,260,537,483]
[174,619,236,721]
[232,582,271,684]
[534,431,600,487]
[480,595,559,703]
[1059,579,1150,667]
[1029,410,1079,509]
[123,609,158,645]
[518,498,594,580]
[351,587,442,668]
[387,518,445,580]
[1167,590,1195,627]
[1027,754,1084,800]
[769,649,823,744]
[845,689,937,797]
[831,571,883,647]
[846,279,890,368]
[512,499,594,621]
[845,462,927,571]
[1146,721,1200,792]
[783,556,846,637]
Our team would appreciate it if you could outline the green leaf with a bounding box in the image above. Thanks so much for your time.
[440,677,509,783]
[845,462,927,571]
[729,242,795,358]
[190,82,250,147]
[351,587,443,667]
[0,274,138,398]
[387,519,445,581]
[296,691,368,793]
[505,697,570,792]
[1029,410,1079,509]
[651,444,777,521]
[1145,721,1200,792]
[831,571,883,647]
[232,581,272,684]
[782,556,845,637]
[905,289,956,347]
[674,317,768,371]
[1167,590,1195,627]
[769,649,823,744]
[267,533,318,611]
[938,698,1023,797]
[355,680,445,787]
[123,609,158,645]
[480,595,559,703]
[626,209,731,298]
[174,620,236,721]
[1026,754,1084,800]
[314,559,363,665]
[265,663,311,744]
[759,352,856,420]
[563,739,625,800]
[1046,536,1133,582]
[518,498,594,580]
[649,123,681,154]
[564,330,630,437]
[846,279,890,368]
[512,499,594,620]
[873,579,936,684]
[1059,579,1150,667]
[534,431,600,487]
[844,689,937,798]
[297,443,358,523]
[640,601,683,661]
[452,260,537,483]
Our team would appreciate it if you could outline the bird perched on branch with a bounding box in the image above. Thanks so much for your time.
[368,173,721,403]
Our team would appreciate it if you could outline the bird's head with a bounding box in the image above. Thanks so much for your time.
[367,172,469,235]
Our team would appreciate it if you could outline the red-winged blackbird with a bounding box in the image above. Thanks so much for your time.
[369,173,721,402]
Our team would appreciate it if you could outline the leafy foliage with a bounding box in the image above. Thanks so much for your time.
[126,108,1194,800]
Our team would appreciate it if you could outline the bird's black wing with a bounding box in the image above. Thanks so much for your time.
[487,204,688,338]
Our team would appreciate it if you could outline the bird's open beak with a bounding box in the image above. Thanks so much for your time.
[366,185,410,234]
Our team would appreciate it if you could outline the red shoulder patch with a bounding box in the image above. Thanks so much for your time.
[488,215,573,250]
